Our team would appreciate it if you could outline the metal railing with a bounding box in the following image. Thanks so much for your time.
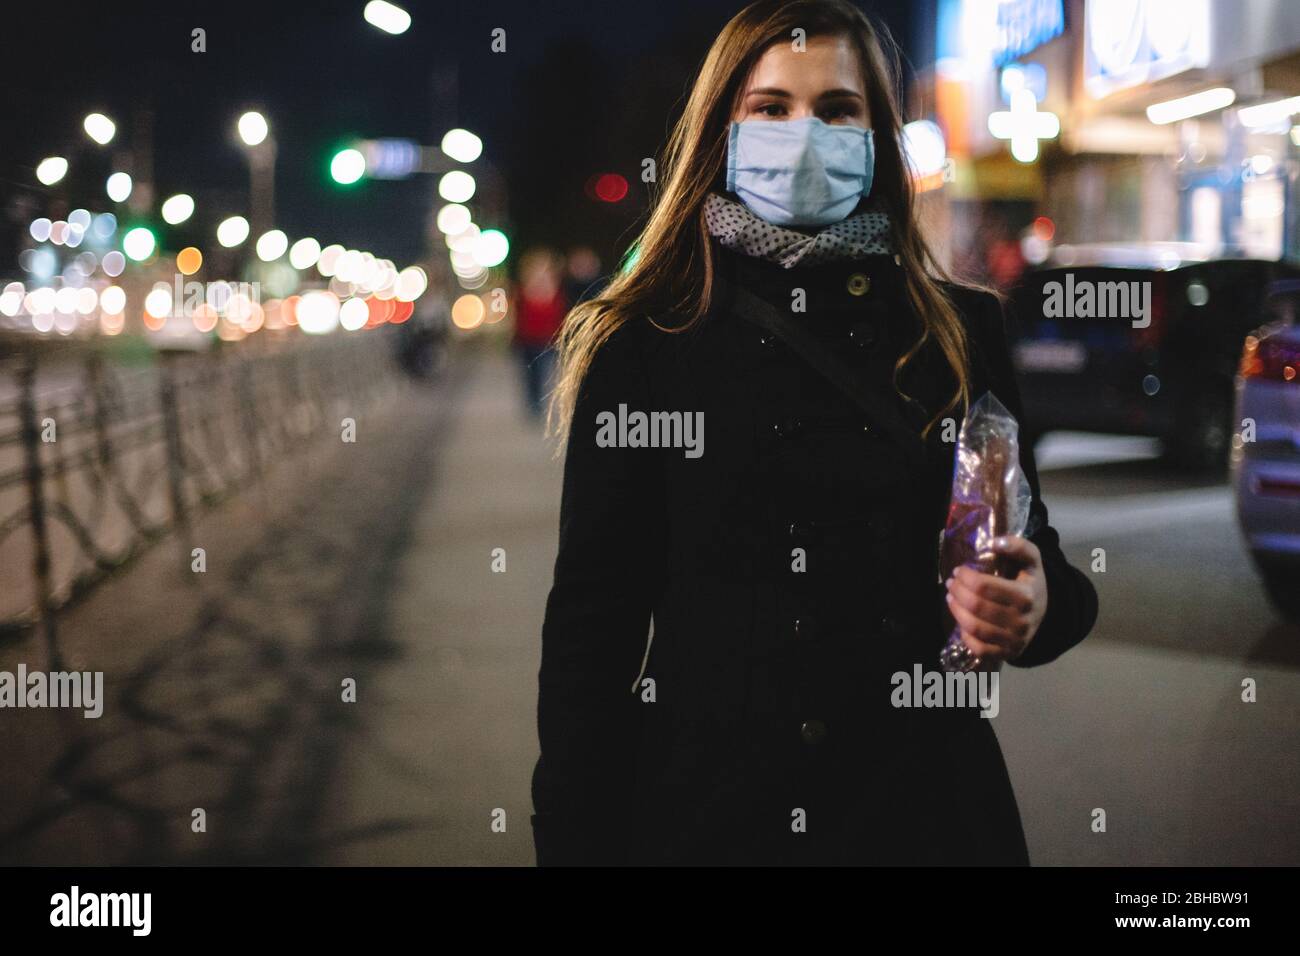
[0,333,403,652]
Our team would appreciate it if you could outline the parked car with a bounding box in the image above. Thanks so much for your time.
[1233,282,1300,617]
[1006,245,1300,469]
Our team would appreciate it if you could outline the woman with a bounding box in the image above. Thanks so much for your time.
[532,0,1098,866]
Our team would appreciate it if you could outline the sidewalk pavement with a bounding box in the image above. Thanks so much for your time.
[0,346,553,864]
[320,345,560,865]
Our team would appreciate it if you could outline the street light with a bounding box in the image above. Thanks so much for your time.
[237,111,269,147]
[438,170,476,203]
[289,237,322,270]
[364,1,411,35]
[236,111,275,238]
[217,216,250,248]
[441,128,482,163]
[83,113,116,145]
[106,171,133,202]
[36,157,69,186]
[436,204,472,234]
[161,193,195,224]
[256,229,288,261]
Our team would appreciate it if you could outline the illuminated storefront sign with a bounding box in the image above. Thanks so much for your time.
[988,88,1060,162]
[993,0,1065,66]
[1084,0,1210,98]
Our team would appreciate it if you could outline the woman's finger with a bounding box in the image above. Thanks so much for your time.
[947,576,1021,629]
[992,534,1043,568]
[951,566,1033,611]
[946,593,1016,647]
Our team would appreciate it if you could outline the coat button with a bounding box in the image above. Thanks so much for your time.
[880,615,904,639]
[773,418,803,439]
[846,273,872,296]
[759,333,776,348]
[789,522,809,539]
[849,320,879,350]
[800,720,828,745]
[794,617,818,641]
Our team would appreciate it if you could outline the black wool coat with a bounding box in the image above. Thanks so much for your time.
[532,240,1099,866]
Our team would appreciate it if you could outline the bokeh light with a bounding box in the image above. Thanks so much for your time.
[122,226,156,261]
[161,194,195,224]
[177,246,203,275]
[441,128,483,163]
[106,172,132,203]
[256,229,289,261]
[438,170,476,203]
[364,1,411,34]
[100,285,126,314]
[296,290,341,334]
[217,216,250,247]
[331,148,366,185]
[83,113,116,145]
[451,294,485,329]
[436,204,472,235]
[102,251,126,277]
[289,236,322,270]
[36,157,69,185]
[238,111,269,146]
[339,297,369,331]
[472,229,510,268]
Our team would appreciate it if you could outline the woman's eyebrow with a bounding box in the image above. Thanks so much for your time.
[818,88,865,100]
[742,87,864,100]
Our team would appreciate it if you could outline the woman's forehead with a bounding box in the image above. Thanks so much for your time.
[743,34,865,93]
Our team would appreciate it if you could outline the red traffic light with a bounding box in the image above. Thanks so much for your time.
[586,173,629,203]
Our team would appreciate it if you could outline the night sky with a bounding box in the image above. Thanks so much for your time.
[3,0,919,274]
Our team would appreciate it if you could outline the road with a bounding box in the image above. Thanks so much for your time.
[1,344,1296,865]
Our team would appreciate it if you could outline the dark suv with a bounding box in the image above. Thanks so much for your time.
[1006,245,1300,469]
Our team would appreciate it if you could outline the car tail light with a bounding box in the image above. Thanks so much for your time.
[1256,475,1300,497]
[1240,333,1300,382]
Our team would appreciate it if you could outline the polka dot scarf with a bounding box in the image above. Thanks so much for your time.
[704,192,894,269]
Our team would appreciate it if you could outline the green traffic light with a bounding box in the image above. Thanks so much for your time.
[122,226,156,261]
[330,148,366,185]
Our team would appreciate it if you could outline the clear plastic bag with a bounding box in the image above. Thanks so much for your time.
[938,392,1032,672]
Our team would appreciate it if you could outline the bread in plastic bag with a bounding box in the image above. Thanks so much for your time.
[937,391,1032,671]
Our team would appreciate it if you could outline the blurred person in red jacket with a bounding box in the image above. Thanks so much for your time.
[563,245,607,306]
[514,248,571,419]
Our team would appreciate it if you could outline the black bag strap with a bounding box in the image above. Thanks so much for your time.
[719,277,928,471]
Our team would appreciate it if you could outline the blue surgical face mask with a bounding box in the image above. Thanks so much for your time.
[725,117,875,227]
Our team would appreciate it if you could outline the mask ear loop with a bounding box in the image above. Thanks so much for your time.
[862,128,876,199]
[725,121,742,193]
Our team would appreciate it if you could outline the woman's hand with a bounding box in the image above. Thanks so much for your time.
[944,536,1048,666]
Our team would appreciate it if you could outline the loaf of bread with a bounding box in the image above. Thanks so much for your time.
[938,393,1030,669]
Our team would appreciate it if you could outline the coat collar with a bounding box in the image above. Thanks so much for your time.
[710,263,931,476]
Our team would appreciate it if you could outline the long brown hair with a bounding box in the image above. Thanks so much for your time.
[549,0,970,441]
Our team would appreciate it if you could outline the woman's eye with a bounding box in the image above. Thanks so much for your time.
[819,105,856,122]
[755,103,785,117]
